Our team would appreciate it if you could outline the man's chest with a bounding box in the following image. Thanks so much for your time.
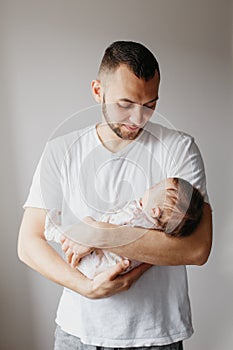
[62,143,168,222]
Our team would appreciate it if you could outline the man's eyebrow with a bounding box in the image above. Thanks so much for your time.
[118,97,159,105]
[143,97,159,105]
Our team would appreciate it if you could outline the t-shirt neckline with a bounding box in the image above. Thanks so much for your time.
[93,122,146,156]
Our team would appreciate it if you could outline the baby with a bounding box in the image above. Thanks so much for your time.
[45,177,204,279]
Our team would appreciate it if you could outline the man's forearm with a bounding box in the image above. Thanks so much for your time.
[105,203,212,266]
[18,235,90,296]
[69,203,212,266]
[105,227,198,265]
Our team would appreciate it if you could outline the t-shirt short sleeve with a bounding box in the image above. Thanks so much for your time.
[167,132,209,204]
[23,139,64,210]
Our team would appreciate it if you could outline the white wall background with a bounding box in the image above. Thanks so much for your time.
[1,0,232,349]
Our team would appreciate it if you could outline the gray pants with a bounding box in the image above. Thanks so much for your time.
[54,326,183,350]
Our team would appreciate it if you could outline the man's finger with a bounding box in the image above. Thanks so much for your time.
[71,253,79,268]
[65,248,74,264]
[125,263,152,278]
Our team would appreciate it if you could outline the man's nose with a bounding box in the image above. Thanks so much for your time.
[128,105,144,126]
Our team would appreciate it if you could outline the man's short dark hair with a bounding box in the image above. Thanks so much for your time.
[98,41,160,81]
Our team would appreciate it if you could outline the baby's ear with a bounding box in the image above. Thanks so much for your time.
[151,207,162,218]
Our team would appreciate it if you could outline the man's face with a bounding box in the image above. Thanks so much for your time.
[100,65,160,140]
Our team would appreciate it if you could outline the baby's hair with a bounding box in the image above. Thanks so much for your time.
[157,178,204,237]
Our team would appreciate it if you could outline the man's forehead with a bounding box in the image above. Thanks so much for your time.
[107,65,159,83]
[103,69,159,103]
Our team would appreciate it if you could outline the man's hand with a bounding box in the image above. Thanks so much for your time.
[85,261,152,299]
[60,233,152,299]
[60,235,94,268]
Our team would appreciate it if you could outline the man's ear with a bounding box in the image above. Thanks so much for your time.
[151,207,162,218]
[91,79,102,103]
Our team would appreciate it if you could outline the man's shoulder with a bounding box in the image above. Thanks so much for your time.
[144,121,194,144]
[46,124,96,152]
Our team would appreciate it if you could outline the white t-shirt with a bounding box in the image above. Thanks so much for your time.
[23,121,209,347]
[44,199,157,279]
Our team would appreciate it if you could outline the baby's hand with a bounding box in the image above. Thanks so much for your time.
[60,235,94,268]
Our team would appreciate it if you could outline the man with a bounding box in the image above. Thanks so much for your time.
[18,41,212,350]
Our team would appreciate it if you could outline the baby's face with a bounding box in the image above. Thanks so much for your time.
[140,178,177,218]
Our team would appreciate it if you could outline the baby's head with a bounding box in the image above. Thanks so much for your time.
[140,178,204,237]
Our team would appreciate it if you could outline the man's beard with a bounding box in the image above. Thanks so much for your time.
[102,95,142,140]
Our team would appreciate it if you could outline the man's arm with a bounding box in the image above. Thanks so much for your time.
[64,203,212,266]
[17,207,152,299]
[17,208,92,294]
[105,203,212,266]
